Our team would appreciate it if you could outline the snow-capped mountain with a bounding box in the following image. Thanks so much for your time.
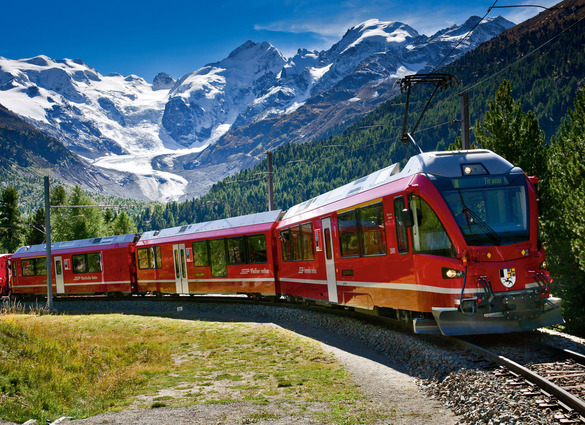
[0,16,514,202]
[163,41,286,147]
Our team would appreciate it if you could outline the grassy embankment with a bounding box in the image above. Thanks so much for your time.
[0,302,393,424]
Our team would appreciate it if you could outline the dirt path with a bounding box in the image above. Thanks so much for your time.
[310,326,458,424]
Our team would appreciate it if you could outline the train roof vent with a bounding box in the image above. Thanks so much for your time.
[178,226,188,233]
[92,238,102,245]
[347,186,362,196]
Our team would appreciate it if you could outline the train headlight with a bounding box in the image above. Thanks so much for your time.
[461,163,488,176]
[442,267,464,279]
[540,261,547,270]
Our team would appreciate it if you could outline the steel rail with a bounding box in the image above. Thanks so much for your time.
[529,339,585,366]
[452,338,585,416]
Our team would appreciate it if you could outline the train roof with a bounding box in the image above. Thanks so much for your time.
[12,233,138,258]
[401,149,515,178]
[139,209,282,243]
[282,149,515,220]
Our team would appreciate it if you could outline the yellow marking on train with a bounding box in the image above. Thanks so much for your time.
[337,198,383,214]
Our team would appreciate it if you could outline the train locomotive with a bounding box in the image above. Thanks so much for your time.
[0,149,564,336]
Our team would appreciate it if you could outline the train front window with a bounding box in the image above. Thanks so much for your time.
[410,195,456,258]
[436,174,529,246]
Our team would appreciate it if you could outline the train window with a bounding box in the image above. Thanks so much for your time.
[410,195,456,258]
[227,237,246,264]
[21,257,46,276]
[88,253,102,273]
[280,224,316,262]
[280,229,292,261]
[360,203,387,256]
[291,226,303,261]
[179,249,186,279]
[22,259,34,276]
[37,258,47,275]
[338,211,360,257]
[193,241,210,267]
[137,248,149,269]
[301,223,315,260]
[154,246,162,269]
[72,253,103,274]
[324,228,332,260]
[209,239,227,277]
[174,249,180,276]
[137,247,162,269]
[394,197,409,254]
[248,234,267,263]
[72,255,84,273]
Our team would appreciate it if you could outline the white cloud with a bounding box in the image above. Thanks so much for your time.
[254,18,356,38]
[493,0,561,25]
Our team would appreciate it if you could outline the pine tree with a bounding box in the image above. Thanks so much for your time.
[52,185,106,242]
[109,211,137,235]
[0,187,23,253]
[543,87,585,335]
[475,80,548,178]
[27,207,46,245]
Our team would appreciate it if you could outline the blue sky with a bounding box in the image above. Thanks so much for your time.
[0,0,558,82]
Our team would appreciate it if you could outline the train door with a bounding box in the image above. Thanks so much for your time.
[172,243,189,294]
[322,218,338,303]
[53,256,65,294]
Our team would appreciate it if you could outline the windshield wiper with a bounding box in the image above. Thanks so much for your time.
[462,207,501,246]
[457,190,501,246]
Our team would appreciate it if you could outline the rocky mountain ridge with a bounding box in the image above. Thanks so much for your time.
[0,16,514,201]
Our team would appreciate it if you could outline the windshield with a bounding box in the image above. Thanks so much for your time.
[434,174,530,246]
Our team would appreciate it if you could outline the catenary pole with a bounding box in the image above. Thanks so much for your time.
[460,92,470,150]
[44,176,53,309]
[267,151,274,211]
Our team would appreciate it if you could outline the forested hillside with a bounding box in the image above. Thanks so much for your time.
[133,0,585,230]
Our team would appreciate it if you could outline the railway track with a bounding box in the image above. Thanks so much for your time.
[453,336,585,424]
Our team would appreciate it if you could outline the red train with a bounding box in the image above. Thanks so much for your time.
[10,234,138,296]
[133,210,280,297]
[0,150,563,335]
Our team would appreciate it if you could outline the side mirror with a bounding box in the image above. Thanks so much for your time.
[401,208,414,228]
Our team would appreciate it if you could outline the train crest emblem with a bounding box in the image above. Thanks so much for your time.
[499,268,516,288]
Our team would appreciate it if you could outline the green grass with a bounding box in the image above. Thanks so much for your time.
[0,312,394,424]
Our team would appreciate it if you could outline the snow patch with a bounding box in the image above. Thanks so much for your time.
[309,64,332,83]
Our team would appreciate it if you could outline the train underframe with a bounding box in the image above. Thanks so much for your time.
[417,291,563,336]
